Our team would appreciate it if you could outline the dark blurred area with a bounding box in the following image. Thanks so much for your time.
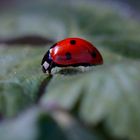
[116,0,140,11]
[0,0,139,11]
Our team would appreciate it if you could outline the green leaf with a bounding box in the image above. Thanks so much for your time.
[100,36,140,58]
[38,108,99,140]
[0,1,140,140]
[41,60,140,140]
[0,47,47,117]
[0,108,39,140]
[0,107,100,140]
[0,81,32,117]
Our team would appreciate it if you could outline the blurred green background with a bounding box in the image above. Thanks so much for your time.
[0,0,140,140]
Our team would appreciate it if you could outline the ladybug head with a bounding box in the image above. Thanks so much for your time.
[41,50,52,73]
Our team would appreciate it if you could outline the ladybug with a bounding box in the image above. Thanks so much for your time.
[41,37,103,74]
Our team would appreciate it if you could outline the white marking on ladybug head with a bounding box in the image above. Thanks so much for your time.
[43,61,49,70]
[49,48,53,53]
[54,47,59,55]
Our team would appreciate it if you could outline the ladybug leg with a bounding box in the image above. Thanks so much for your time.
[48,68,51,75]
[47,61,54,75]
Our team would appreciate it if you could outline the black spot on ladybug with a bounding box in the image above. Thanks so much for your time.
[92,51,96,58]
[65,52,72,60]
[50,43,57,48]
[70,40,76,45]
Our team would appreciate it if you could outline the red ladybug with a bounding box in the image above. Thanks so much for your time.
[41,37,103,74]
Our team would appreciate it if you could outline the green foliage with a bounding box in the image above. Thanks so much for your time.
[0,81,31,117]
[0,0,140,140]
[73,4,140,58]
[0,47,45,117]
[41,61,140,140]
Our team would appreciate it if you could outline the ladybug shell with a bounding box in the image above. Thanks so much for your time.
[49,38,103,66]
